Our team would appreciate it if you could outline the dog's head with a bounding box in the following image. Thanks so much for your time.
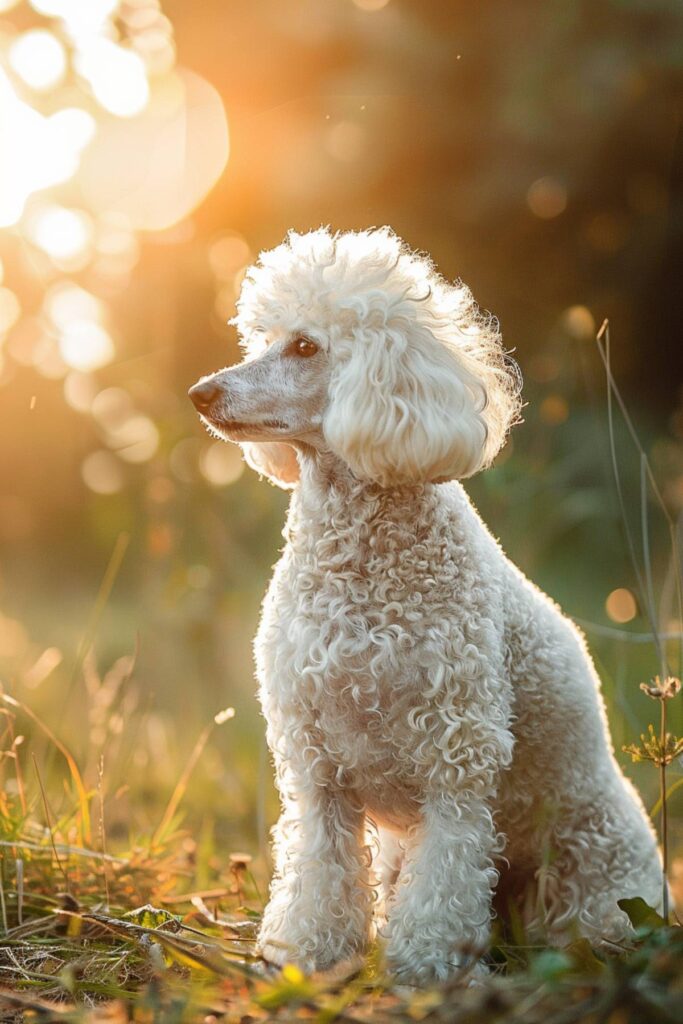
[189,227,522,488]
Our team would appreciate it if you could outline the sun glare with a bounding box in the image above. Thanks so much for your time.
[75,37,150,117]
[9,29,67,91]
[29,0,120,29]
[0,69,93,226]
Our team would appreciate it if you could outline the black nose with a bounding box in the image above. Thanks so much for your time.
[189,380,221,413]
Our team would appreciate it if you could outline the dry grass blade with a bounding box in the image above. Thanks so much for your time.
[32,752,70,894]
[0,690,92,845]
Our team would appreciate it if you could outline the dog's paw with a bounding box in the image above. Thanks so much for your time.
[258,930,367,975]
[386,952,488,987]
[384,927,489,987]
[258,938,293,969]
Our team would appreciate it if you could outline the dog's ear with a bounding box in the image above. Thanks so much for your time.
[323,317,520,487]
[241,442,300,489]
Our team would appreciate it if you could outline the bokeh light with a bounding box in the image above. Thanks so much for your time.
[58,320,114,371]
[561,305,596,341]
[107,414,159,463]
[539,394,569,425]
[44,282,105,328]
[91,387,133,429]
[30,0,120,31]
[352,0,391,10]
[75,38,150,117]
[79,69,229,230]
[199,441,244,486]
[26,204,94,265]
[605,588,638,624]
[325,120,365,162]
[9,30,67,91]
[81,449,124,494]
[208,233,251,280]
[63,370,98,412]
[526,176,567,219]
[0,68,93,226]
[0,288,21,334]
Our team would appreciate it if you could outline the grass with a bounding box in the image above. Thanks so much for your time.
[0,819,682,1024]
[1,689,682,1024]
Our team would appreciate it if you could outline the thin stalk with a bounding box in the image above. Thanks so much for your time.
[151,722,214,849]
[659,698,669,921]
[98,755,110,910]
[1,693,91,845]
[0,863,7,934]
[32,753,70,894]
[596,321,683,674]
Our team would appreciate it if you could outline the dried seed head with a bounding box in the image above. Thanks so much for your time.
[640,676,681,700]
[229,852,252,871]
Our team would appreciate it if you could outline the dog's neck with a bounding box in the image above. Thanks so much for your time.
[286,446,434,548]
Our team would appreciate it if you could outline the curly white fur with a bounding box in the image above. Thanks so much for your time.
[191,227,663,985]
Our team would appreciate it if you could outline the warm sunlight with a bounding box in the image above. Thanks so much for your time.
[9,28,66,90]
[0,67,91,226]
[0,0,681,1018]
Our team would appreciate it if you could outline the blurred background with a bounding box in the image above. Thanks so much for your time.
[0,0,682,879]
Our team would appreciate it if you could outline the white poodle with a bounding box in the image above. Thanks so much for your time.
[189,227,663,984]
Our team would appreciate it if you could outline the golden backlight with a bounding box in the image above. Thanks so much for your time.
[0,0,228,386]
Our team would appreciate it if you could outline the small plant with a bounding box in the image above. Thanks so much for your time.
[623,675,683,921]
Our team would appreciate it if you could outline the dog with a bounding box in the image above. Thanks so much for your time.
[189,227,663,984]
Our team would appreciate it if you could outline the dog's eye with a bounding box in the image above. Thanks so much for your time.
[289,336,319,358]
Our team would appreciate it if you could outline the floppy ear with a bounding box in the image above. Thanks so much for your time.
[323,319,520,487]
[241,442,300,489]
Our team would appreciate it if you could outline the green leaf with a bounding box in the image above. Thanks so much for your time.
[530,949,571,982]
[123,903,181,930]
[565,938,606,975]
[618,897,667,931]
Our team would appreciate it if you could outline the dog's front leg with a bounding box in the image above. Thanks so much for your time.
[384,794,499,984]
[258,772,372,972]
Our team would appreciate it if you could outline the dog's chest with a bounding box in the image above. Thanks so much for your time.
[256,512,459,788]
